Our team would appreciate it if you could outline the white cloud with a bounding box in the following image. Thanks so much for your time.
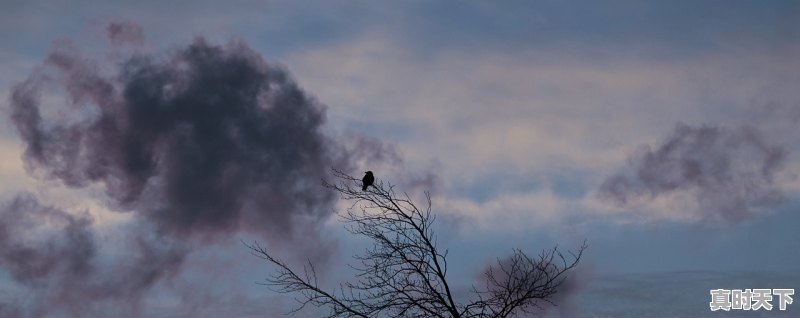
[283,33,800,228]
[436,186,564,232]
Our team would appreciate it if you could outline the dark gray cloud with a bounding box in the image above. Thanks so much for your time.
[10,32,357,241]
[0,303,22,318]
[3,22,399,315]
[106,21,145,46]
[0,194,187,318]
[599,123,787,223]
[0,194,95,288]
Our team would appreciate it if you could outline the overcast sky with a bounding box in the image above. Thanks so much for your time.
[1,1,799,317]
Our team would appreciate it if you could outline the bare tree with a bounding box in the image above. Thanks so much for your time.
[246,170,586,318]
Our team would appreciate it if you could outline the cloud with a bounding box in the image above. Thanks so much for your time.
[0,194,95,288]
[598,123,788,224]
[2,22,400,315]
[279,28,800,237]
[106,21,144,46]
[9,29,366,243]
[0,193,187,318]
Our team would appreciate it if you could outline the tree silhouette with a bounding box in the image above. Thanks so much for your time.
[246,170,586,318]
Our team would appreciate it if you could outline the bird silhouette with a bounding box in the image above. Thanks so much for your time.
[362,171,374,191]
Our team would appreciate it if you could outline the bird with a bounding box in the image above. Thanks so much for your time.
[362,171,374,191]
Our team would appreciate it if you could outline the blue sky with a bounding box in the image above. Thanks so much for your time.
[1,1,799,317]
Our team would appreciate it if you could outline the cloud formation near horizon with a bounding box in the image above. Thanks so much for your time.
[599,123,788,223]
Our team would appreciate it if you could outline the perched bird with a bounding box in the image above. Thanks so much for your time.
[362,171,375,191]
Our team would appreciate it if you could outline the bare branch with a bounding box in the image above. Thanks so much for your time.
[248,170,586,318]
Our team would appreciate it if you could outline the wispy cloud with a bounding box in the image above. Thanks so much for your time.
[286,32,800,229]
[599,123,788,224]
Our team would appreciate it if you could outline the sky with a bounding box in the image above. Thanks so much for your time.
[1,1,799,317]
